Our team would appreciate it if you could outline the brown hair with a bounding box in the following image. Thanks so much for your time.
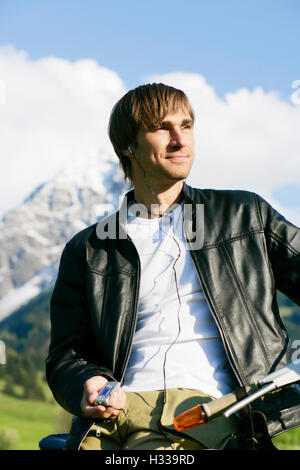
[108,83,194,182]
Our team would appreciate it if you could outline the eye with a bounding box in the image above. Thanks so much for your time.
[183,122,193,129]
[182,123,193,132]
[153,125,168,132]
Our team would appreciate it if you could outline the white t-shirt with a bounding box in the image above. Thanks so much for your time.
[121,202,237,398]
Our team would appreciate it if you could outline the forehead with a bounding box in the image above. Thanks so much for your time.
[136,92,194,131]
[160,108,193,124]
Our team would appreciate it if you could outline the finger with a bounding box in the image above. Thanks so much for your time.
[101,405,122,419]
[84,403,108,419]
[109,388,126,409]
[91,388,109,406]
[85,377,108,405]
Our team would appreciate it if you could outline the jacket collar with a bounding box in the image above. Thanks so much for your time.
[117,182,204,250]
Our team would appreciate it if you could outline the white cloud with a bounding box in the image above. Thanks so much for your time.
[0,49,299,226]
[0,45,126,216]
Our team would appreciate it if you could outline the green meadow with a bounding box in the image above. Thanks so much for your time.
[0,391,71,450]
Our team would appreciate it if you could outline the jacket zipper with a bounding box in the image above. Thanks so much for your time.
[77,421,95,449]
[77,239,140,449]
[119,236,141,384]
[181,187,245,389]
[187,242,245,389]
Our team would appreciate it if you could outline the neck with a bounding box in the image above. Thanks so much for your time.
[133,180,184,218]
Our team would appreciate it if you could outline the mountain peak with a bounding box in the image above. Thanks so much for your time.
[0,158,126,321]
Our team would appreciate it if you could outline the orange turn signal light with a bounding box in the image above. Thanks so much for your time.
[173,404,207,431]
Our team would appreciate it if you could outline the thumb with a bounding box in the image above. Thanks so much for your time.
[84,376,108,405]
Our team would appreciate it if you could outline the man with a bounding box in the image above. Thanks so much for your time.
[46,83,300,450]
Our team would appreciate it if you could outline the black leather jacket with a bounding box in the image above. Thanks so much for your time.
[46,184,300,449]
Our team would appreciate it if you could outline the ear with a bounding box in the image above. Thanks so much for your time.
[122,146,134,158]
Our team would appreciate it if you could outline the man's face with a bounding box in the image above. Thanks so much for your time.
[131,108,195,188]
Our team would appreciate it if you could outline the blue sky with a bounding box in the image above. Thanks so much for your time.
[0,0,299,219]
[0,0,299,99]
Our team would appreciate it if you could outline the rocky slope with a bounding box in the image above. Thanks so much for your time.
[0,156,126,320]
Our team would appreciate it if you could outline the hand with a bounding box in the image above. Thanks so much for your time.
[80,375,126,420]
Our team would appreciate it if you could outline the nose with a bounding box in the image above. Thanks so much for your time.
[169,128,185,149]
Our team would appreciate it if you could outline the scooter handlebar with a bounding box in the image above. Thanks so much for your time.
[173,386,252,431]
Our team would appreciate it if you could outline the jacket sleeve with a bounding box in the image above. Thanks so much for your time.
[256,194,300,306]
[46,241,115,417]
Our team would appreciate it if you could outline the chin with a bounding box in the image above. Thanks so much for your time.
[168,162,193,180]
[171,168,191,180]
[153,164,192,186]
[161,174,189,187]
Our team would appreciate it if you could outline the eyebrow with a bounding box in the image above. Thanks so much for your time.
[160,117,194,127]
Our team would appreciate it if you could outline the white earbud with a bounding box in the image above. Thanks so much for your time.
[128,146,133,155]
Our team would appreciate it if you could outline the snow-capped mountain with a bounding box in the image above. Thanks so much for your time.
[0,155,126,321]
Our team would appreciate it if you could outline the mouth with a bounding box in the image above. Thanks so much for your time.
[166,154,189,160]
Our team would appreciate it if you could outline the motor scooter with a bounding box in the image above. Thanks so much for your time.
[173,361,300,450]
